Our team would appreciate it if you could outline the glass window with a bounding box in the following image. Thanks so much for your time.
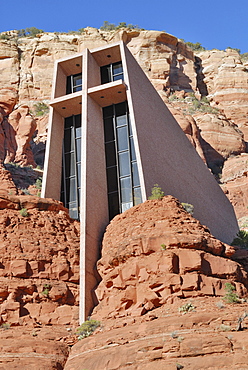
[100,62,123,84]
[105,142,116,167]
[116,115,127,127]
[119,151,131,177]
[113,62,123,75]
[66,73,82,94]
[132,162,140,187]
[108,192,119,220]
[117,126,128,152]
[68,201,78,219]
[76,138,81,161]
[115,102,126,116]
[103,102,142,220]
[120,177,132,203]
[61,114,81,220]
[130,137,136,161]
[104,117,114,142]
[133,187,142,205]
[107,167,118,193]
[103,105,114,118]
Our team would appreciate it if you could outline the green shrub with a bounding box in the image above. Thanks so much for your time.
[42,283,51,297]
[19,208,29,217]
[100,21,116,31]
[185,41,206,52]
[226,47,241,54]
[181,202,194,216]
[18,27,44,38]
[149,184,165,200]
[223,283,240,304]
[161,243,167,250]
[231,230,248,249]
[0,34,10,40]
[219,324,232,332]
[100,21,141,31]
[33,102,49,117]
[35,177,42,190]
[178,302,195,313]
[77,320,100,339]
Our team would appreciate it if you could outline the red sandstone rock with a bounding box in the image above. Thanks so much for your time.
[0,192,80,327]
[92,196,247,322]
[221,154,248,220]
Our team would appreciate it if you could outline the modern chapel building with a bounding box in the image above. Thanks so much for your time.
[41,41,239,322]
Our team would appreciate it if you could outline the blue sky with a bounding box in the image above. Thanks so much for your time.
[1,0,247,53]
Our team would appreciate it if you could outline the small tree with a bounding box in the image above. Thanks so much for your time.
[148,184,165,200]
[231,230,248,249]
[223,283,240,304]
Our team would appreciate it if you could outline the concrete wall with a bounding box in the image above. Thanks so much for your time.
[122,43,238,244]
[80,51,109,322]
[41,108,64,200]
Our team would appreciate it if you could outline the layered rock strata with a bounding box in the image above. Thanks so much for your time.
[92,196,247,321]
[0,191,80,327]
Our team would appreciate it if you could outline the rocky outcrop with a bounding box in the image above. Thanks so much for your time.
[0,326,71,369]
[91,196,247,322]
[65,298,248,370]
[0,191,80,327]
[221,154,248,219]
[0,88,37,167]
[65,197,248,370]
[197,49,248,139]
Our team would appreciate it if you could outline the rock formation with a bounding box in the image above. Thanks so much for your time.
[65,196,248,370]
[0,190,80,327]
[91,196,247,322]
[0,27,246,220]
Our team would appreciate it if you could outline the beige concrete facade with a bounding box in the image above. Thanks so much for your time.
[42,41,239,322]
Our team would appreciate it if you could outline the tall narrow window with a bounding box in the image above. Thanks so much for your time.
[103,102,142,220]
[100,62,123,84]
[66,73,82,94]
[61,114,81,219]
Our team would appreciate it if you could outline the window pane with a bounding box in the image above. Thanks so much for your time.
[76,138,81,161]
[69,201,78,219]
[105,142,116,167]
[73,85,82,92]
[117,126,128,152]
[75,114,81,128]
[130,137,136,161]
[103,105,114,118]
[132,162,140,187]
[108,192,119,220]
[107,167,118,193]
[73,74,82,86]
[104,117,114,142]
[113,62,123,75]
[69,177,77,202]
[64,116,73,129]
[116,115,127,127]
[121,202,133,212]
[119,151,130,177]
[64,152,76,178]
[101,65,111,84]
[120,177,132,203]
[133,187,142,205]
[66,76,72,94]
[113,74,123,81]
[115,102,126,116]
[75,126,81,139]
[77,163,81,186]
